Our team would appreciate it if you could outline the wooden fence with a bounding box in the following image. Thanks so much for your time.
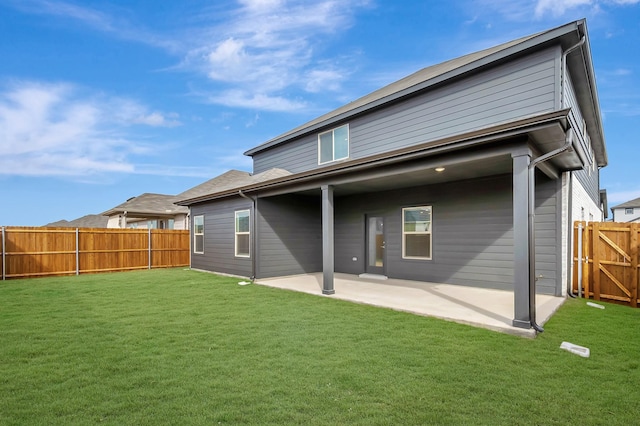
[573,221,639,307]
[1,227,190,280]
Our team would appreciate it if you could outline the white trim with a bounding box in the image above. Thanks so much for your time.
[402,206,433,260]
[235,209,250,258]
[193,215,204,254]
[318,124,350,165]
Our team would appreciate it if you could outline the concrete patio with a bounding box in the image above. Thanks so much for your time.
[255,273,566,338]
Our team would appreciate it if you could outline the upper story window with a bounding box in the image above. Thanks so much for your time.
[318,124,349,164]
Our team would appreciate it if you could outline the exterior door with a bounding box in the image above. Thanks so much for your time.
[365,215,385,275]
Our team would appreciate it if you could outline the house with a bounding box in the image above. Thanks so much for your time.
[45,214,109,228]
[102,193,189,229]
[611,197,640,222]
[177,19,607,331]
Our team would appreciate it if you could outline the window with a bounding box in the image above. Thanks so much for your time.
[626,208,634,215]
[402,206,432,260]
[318,124,349,164]
[235,210,250,258]
[193,215,204,254]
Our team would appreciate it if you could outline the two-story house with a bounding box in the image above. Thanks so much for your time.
[611,197,640,222]
[177,20,607,331]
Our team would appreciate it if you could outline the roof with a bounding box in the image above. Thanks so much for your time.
[176,168,292,205]
[611,197,640,210]
[243,19,607,168]
[178,109,573,206]
[45,214,109,228]
[102,193,189,217]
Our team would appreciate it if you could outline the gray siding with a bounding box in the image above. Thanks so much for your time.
[334,175,557,294]
[334,176,516,290]
[256,194,323,278]
[573,166,600,206]
[190,197,253,277]
[253,47,558,174]
[534,173,560,295]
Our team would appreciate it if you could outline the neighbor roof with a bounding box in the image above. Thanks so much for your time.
[102,193,189,217]
[611,197,640,210]
[45,214,109,228]
[176,168,292,205]
[244,19,607,168]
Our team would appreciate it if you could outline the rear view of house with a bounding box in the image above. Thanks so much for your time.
[177,19,607,331]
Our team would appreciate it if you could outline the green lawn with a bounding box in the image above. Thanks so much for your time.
[1,269,639,425]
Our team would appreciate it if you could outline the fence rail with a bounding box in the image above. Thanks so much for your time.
[573,221,639,307]
[1,227,189,280]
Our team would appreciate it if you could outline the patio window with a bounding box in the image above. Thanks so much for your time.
[193,215,204,254]
[402,206,432,260]
[235,210,250,258]
[318,124,349,164]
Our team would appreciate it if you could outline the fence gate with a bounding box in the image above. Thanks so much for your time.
[573,221,639,307]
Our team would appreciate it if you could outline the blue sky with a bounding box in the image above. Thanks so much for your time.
[0,0,638,226]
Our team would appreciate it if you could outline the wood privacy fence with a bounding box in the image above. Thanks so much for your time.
[573,221,639,307]
[1,227,190,280]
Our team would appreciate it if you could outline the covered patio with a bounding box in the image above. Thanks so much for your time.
[255,273,566,338]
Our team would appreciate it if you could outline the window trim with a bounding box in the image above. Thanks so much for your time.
[402,206,432,260]
[317,124,349,165]
[193,215,204,254]
[625,208,634,215]
[235,209,250,258]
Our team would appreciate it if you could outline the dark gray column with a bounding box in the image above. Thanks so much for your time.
[512,152,531,329]
[321,185,335,295]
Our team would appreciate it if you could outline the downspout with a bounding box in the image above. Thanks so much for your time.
[238,190,257,281]
[560,36,585,300]
[528,129,575,332]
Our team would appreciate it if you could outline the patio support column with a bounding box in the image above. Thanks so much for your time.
[512,152,531,329]
[321,185,335,295]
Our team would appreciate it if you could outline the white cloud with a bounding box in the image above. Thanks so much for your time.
[534,0,592,18]
[187,0,371,111]
[207,89,307,111]
[608,189,640,205]
[0,81,185,177]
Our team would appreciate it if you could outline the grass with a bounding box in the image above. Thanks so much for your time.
[1,268,639,425]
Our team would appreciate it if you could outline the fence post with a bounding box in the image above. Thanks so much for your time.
[630,224,638,308]
[577,221,583,297]
[148,228,152,270]
[75,228,80,275]
[1,226,5,281]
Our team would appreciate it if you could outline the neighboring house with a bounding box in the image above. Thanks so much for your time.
[611,197,640,222]
[102,193,189,229]
[45,214,109,228]
[177,20,607,331]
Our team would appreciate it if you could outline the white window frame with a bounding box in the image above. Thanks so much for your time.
[318,124,349,165]
[402,206,432,260]
[193,215,204,254]
[626,208,634,215]
[235,210,250,258]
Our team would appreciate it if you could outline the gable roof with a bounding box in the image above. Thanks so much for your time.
[611,197,640,210]
[102,193,189,217]
[244,19,606,168]
[176,168,292,205]
[45,214,109,228]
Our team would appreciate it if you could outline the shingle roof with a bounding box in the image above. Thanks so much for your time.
[176,168,292,205]
[45,214,109,228]
[243,19,606,168]
[102,193,189,216]
[612,197,640,210]
[244,31,542,156]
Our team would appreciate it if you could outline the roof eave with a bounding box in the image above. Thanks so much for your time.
[244,21,585,157]
[184,110,571,206]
